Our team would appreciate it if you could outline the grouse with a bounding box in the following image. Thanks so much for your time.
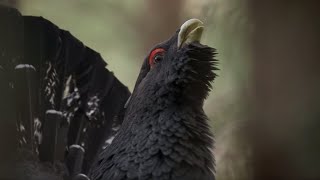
[89,19,218,180]
[1,5,217,180]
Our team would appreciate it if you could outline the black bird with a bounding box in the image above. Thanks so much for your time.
[1,5,217,180]
[89,19,218,180]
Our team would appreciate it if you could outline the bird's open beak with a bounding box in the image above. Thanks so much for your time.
[177,19,204,49]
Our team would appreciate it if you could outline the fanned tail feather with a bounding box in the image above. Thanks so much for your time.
[0,5,130,180]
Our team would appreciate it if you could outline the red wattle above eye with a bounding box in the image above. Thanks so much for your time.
[149,48,165,68]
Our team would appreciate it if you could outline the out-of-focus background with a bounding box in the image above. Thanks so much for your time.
[2,0,320,179]
[17,0,249,134]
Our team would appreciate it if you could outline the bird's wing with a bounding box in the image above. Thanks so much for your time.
[0,5,130,180]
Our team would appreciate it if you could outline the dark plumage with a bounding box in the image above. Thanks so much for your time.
[89,19,218,180]
[0,5,130,180]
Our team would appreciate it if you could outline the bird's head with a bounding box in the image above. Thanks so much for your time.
[90,19,217,180]
[130,19,218,108]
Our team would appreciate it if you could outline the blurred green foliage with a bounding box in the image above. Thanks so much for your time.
[21,0,142,89]
[20,0,249,134]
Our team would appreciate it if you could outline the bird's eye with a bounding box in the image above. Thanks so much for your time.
[149,48,165,68]
[153,54,163,63]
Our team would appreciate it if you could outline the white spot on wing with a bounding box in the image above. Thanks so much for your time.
[46,62,52,74]
[106,136,115,145]
[86,110,95,117]
[63,75,72,99]
[14,64,36,71]
[102,135,116,150]
[75,174,90,180]
[19,124,25,132]
[85,95,100,121]
[112,126,120,131]
[34,131,42,144]
[70,144,85,152]
[34,118,41,128]
[44,62,58,106]
[49,93,55,104]
[22,137,27,144]
[33,118,42,145]
[46,109,63,116]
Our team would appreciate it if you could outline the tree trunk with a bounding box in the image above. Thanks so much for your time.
[248,0,320,179]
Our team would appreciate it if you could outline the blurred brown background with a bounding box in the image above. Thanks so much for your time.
[1,0,320,179]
